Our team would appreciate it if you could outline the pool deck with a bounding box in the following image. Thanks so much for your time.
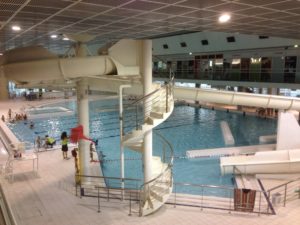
[0,98,300,225]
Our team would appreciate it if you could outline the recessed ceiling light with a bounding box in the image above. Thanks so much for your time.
[0,53,3,56]
[189,52,193,55]
[51,34,58,39]
[12,25,21,31]
[63,37,69,41]
[294,44,298,48]
[218,14,231,23]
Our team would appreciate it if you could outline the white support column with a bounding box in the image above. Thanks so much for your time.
[0,67,9,100]
[142,40,153,183]
[76,78,90,176]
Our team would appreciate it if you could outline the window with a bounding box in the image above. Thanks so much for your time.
[259,35,269,39]
[180,42,187,47]
[201,39,209,45]
[227,36,235,42]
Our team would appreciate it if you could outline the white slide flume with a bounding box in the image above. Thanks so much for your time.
[220,112,300,175]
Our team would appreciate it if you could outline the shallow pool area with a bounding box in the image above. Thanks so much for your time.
[7,99,277,196]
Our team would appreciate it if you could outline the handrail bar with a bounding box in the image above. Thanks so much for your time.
[267,176,300,192]
[76,174,142,182]
[139,131,174,190]
[123,87,161,109]
[123,69,175,111]
[173,182,238,191]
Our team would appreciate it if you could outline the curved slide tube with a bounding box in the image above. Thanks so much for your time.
[174,86,300,111]
[2,39,300,111]
[220,112,300,175]
[220,149,300,175]
[1,39,142,85]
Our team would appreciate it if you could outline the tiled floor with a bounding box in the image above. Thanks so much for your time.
[0,98,300,225]
[1,149,299,225]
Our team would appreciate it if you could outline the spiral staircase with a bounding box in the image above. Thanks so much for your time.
[122,78,174,216]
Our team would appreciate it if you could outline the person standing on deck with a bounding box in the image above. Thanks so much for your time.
[61,131,69,159]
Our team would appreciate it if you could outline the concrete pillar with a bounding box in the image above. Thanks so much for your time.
[0,67,9,100]
[142,40,153,183]
[76,78,90,176]
[75,42,87,57]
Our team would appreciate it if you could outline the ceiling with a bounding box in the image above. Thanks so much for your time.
[1,0,300,54]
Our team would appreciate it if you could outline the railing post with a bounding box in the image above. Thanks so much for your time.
[258,191,262,216]
[228,189,232,213]
[135,105,138,130]
[128,191,132,216]
[139,189,142,216]
[80,181,82,199]
[284,184,287,207]
[201,186,204,211]
[97,186,101,213]
[107,187,110,201]
[166,85,169,113]
[174,183,177,208]
[75,177,78,197]
[267,190,270,213]
[163,144,166,163]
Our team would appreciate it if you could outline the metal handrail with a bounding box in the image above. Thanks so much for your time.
[76,174,142,183]
[267,176,300,192]
[123,68,175,110]
[138,131,174,215]
[140,132,174,187]
[170,182,272,215]
[122,71,174,135]
[173,182,234,190]
[266,177,300,208]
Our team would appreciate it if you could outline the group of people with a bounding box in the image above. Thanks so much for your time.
[1,108,28,124]
[34,130,103,175]
[36,135,56,150]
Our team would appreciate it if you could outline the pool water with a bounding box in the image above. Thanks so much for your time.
[7,99,277,196]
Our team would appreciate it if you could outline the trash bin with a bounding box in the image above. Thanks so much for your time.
[272,192,282,206]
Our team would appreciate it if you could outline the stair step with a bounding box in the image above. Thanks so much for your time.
[150,190,164,202]
[152,105,172,113]
[151,184,171,195]
[142,185,173,216]
[126,142,143,151]
[150,111,164,119]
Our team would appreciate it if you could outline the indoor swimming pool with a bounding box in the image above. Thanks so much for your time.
[7,99,277,196]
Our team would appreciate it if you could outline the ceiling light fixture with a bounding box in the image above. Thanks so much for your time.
[189,52,193,55]
[63,37,69,41]
[12,25,21,31]
[294,44,298,48]
[51,34,58,39]
[0,53,3,56]
[218,14,231,23]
